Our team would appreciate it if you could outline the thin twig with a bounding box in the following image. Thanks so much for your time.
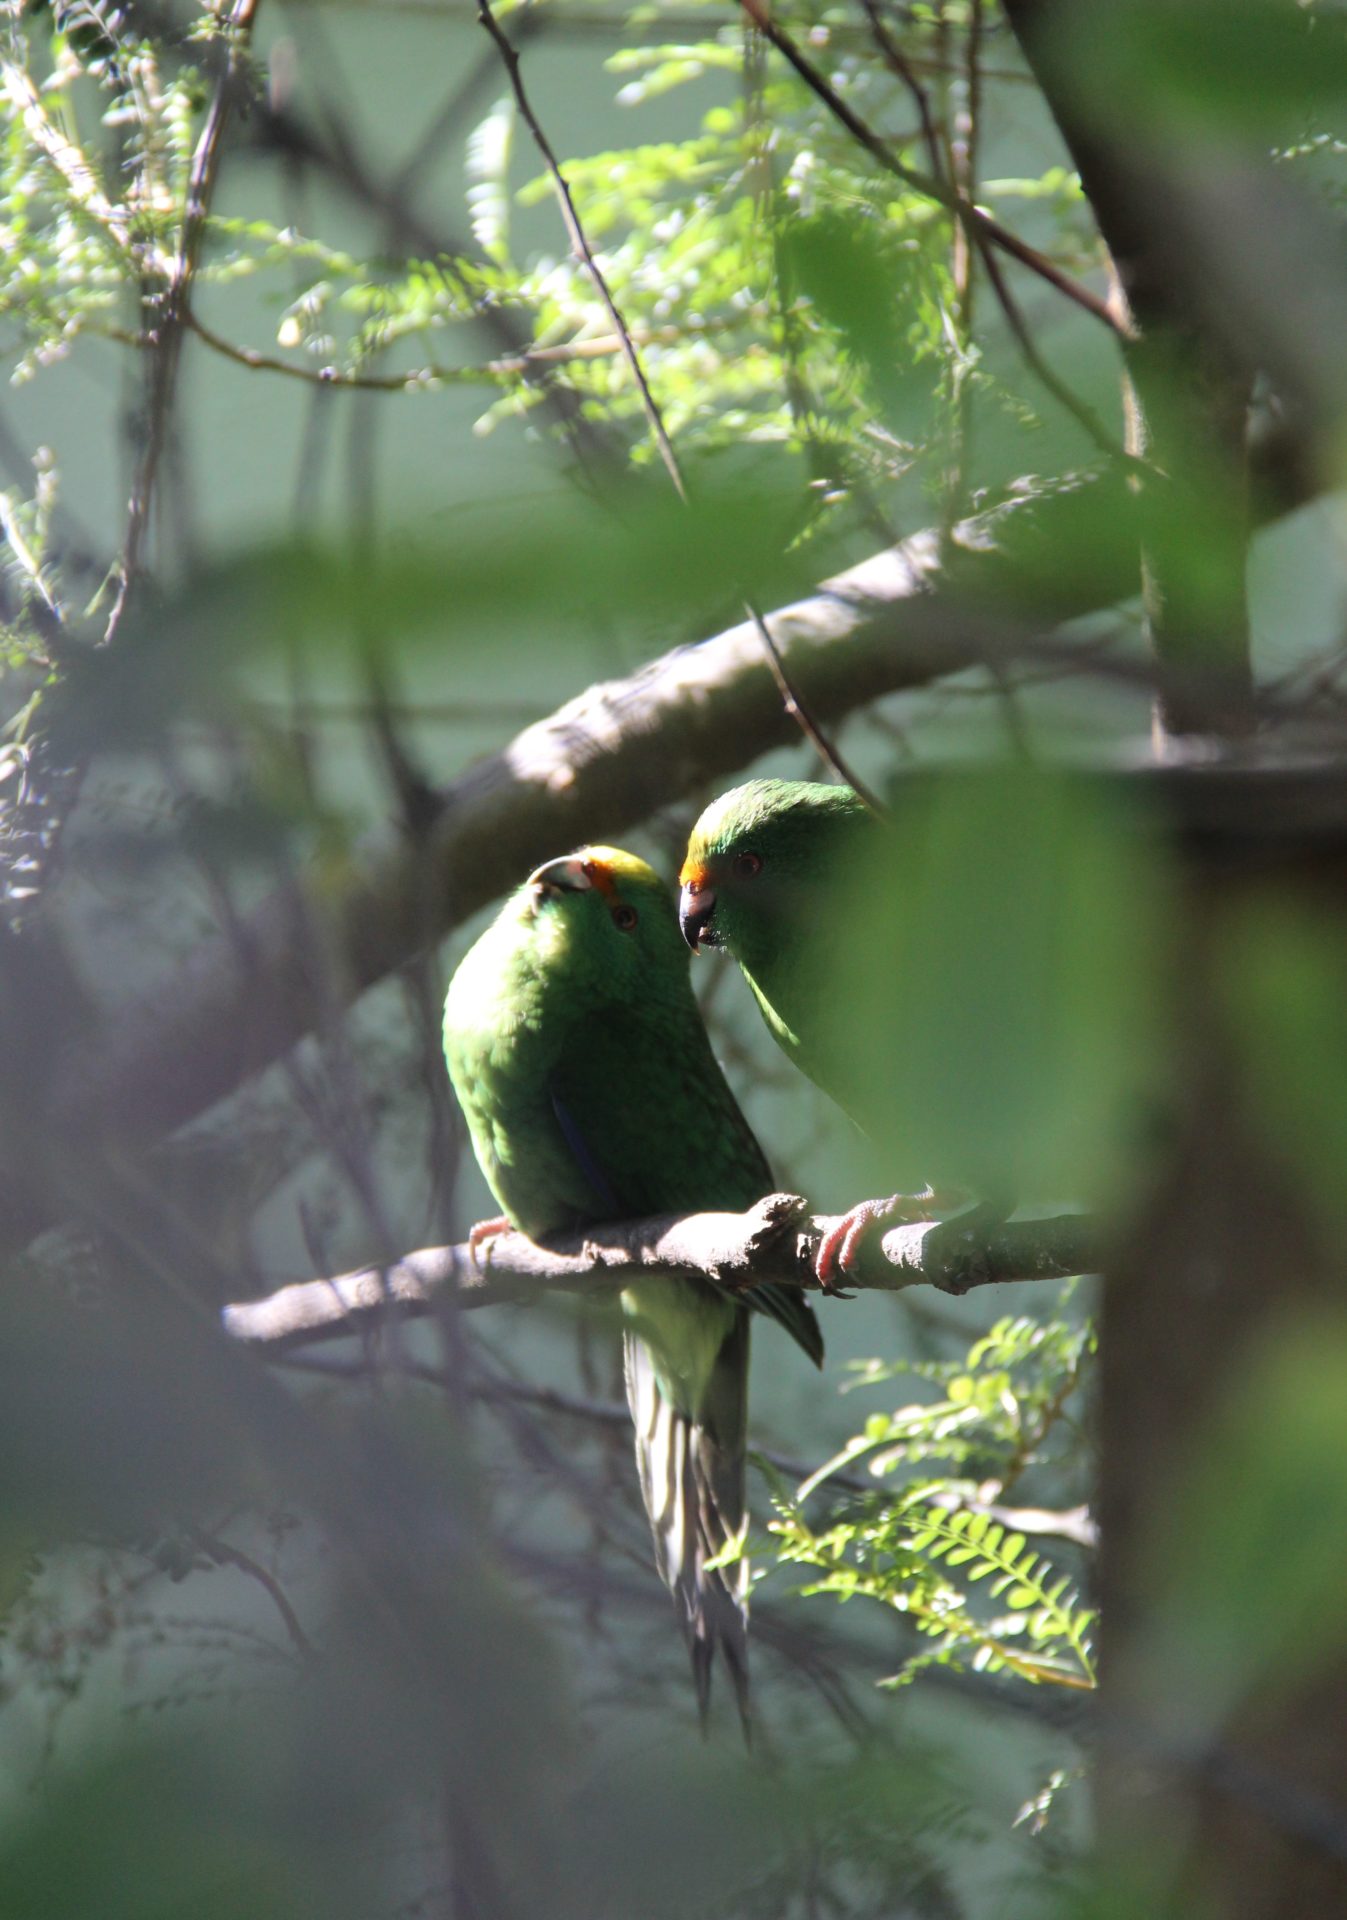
[743,599,887,815]
[859,0,945,182]
[271,1351,1100,1544]
[958,0,983,340]
[476,0,688,501]
[475,2,874,792]
[187,1526,318,1661]
[230,86,621,484]
[983,1340,1094,1504]
[180,307,730,390]
[105,0,262,643]
[975,235,1127,460]
[848,3,1129,461]
[742,0,1129,341]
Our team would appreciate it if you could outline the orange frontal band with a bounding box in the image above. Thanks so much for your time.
[580,858,620,902]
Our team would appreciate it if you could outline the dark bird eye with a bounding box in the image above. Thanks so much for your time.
[612,903,638,931]
[734,850,763,878]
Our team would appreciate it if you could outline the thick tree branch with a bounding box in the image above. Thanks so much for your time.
[5,474,1129,1220]
[220,1195,1100,1353]
[2,446,1324,1264]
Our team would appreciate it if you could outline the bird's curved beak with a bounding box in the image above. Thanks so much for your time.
[678,877,719,953]
[529,855,594,899]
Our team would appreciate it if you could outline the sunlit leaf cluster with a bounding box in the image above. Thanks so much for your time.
[0,3,208,378]
[770,1308,1097,1691]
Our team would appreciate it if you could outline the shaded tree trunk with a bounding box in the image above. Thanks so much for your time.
[1002,0,1255,740]
[1102,850,1347,1914]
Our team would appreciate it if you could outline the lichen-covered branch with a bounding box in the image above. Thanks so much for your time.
[221,1195,1100,1354]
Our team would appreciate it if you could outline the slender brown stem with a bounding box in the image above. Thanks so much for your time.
[188,1526,317,1661]
[476,0,688,501]
[959,0,983,339]
[744,0,1129,341]
[105,0,262,642]
[180,307,727,390]
[813,4,1130,461]
[975,229,1128,460]
[859,0,945,183]
[743,600,887,816]
[475,2,886,788]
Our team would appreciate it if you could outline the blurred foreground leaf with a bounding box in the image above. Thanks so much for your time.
[1062,0,1347,140]
[821,766,1170,1206]
[1221,900,1347,1239]
[1141,1311,1347,1734]
[46,469,814,757]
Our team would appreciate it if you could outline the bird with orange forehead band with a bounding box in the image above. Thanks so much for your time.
[681,780,965,1286]
[443,844,822,1728]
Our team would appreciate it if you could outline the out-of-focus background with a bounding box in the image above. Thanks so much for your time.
[2,2,1346,1914]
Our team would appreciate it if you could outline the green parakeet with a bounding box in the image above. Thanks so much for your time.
[678,779,959,1281]
[679,780,872,1101]
[443,845,822,1724]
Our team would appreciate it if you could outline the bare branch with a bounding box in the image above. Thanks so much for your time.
[273,1352,1101,1546]
[14,474,1129,1195]
[852,0,1128,464]
[858,0,945,183]
[220,1195,1100,1354]
[188,1526,318,1662]
[105,0,262,643]
[471,10,891,806]
[743,598,887,815]
[181,307,730,391]
[5,454,1325,1262]
[477,0,687,501]
[740,0,1129,341]
[229,68,623,482]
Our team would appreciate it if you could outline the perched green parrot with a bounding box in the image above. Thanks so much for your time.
[678,779,960,1283]
[443,845,822,1724]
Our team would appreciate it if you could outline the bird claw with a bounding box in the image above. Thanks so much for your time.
[814,1201,891,1292]
[814,1186,965,1291]
[467,1215,513,1269]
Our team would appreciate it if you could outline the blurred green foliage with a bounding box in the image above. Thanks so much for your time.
[821,768,1170,1204]
[1144,1311,1347,1733]
[1061,0,1347,140]
[0,0,1345,1914]
[1221,901,1347,1243]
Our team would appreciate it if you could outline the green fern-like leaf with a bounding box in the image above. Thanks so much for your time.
[903,1505,1096,1688]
